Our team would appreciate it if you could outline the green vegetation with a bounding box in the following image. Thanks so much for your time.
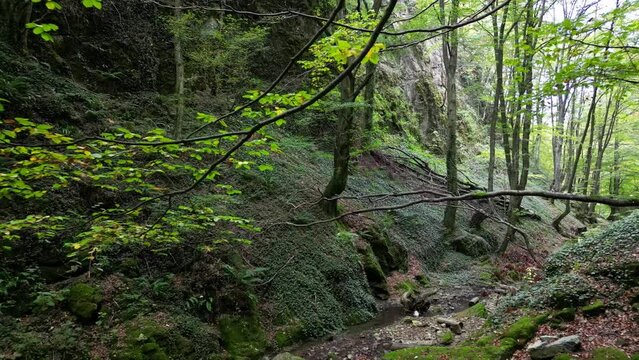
[439,330,455,345]
[66,283,103,322]
[384,338,517,360]
[1,0,638,359]
[592,347,630,360]
[501,315,547,345]
[581,299,606,317]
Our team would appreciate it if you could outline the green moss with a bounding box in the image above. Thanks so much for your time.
[113,315,218,360]
[275,320,304,348]
[458,303,488,318]
[550,308,576,322]
[502,315,546,344]
[358,242,389,299]
[384,338,516,360]
[553,354,577,360]
[581,299,606,317]
[360,224,408,273]
[591,347,630,360]
[439,330,455,345]
[219,315,268,359]
[66,283,103,322]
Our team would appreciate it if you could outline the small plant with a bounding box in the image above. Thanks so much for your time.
[396,279,418,297]
[439,330,455,345]
[185,295,214,314]
[223,264,268,287]
[32,289,68,312]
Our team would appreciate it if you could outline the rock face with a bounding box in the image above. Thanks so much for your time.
[527,335,581,359]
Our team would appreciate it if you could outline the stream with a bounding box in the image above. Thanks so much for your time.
[285,282,502,360]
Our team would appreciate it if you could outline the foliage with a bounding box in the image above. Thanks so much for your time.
[166,15,269,97]
[27,0,102,42]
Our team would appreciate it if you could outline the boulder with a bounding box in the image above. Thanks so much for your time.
[451,231,493,257]
[527,335,581,359]
[66,283,103,322]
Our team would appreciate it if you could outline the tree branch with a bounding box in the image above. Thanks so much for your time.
[274,190,639,228]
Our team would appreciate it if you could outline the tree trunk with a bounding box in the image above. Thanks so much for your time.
[552,85,598,231]
[588,90,620,215]
[488,1,509,192]
[173,0,185,139]
[360,0,382,149]
[441,0,460,234]
[322,72,356,216]
[607,136,622,220]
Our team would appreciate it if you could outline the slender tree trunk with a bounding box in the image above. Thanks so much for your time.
[322,73,356,215]
[551,86,570,193]
[607,136,622,220]
[360,0,382,148]
[552,85,598,231]
[589,90,620,215]
[173,0,185,139]
[499,0,545,252]
[441,0,460,234]
[488,2,509,192]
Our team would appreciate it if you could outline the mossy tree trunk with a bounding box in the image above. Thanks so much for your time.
[322,72,356,216]
[360,0,382,149]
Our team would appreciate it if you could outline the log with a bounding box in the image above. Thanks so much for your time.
[435,317,463,334]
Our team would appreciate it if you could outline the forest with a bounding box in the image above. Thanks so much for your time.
[0,0,638,359]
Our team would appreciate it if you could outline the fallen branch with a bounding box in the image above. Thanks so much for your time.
[273,190,639,228]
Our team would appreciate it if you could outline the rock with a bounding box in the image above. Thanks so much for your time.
[451,231,493,257]
[66,283,103,322]
[469,297,480,307]
[580,299,606,317]
[357,242,390,300]
[527,335,581,359]
[272,353,304,360]
[550,308,576,323]
[360,224,408,273]
[429,305,444,315]
[539,336,559,342]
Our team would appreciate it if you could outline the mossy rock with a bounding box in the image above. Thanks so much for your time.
[219,314,268,359]
[502,315,547,345]
[383,338,516,360]
[113,315,219,360]
[457,303,487,319]
[550,308,576,324]
[451,231,493,257]
[591,347,630,360]
[66,283,103,322]
[357,242,389,300]
[360,224,408,273]
[581,299,606,317]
